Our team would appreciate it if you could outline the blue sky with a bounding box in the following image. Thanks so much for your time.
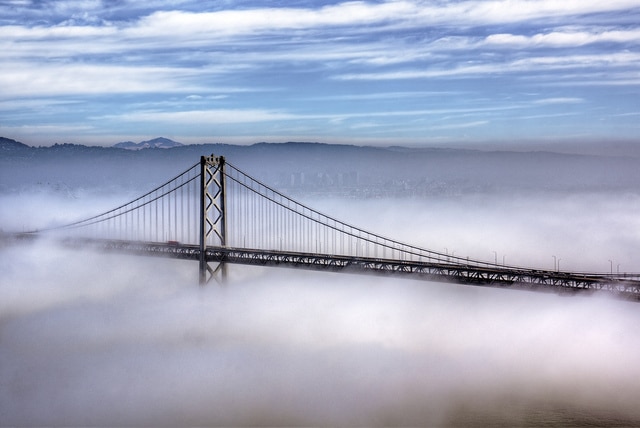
[1,0,639,147]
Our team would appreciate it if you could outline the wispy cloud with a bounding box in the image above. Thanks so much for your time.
[0,63,206,97]
[532,97,585,105]
[1,0,639,145]
[429,120,489,131]
[304,91,467,101]
[485,28,640,48]
[336,52,640,81]
[112,108,299,124]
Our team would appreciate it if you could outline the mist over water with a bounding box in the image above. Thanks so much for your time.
[3,181,640,425]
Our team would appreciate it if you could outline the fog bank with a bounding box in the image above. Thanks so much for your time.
[2,243,640,426]
[3,190,640,426]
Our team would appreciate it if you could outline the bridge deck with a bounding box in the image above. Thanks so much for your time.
[51,237,640,302]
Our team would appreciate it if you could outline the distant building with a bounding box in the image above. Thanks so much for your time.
[339,171,358,187]
[290,172,305,187]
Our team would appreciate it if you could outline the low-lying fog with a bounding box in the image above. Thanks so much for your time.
[3,168,640,425]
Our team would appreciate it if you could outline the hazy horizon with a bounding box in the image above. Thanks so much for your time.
[5,134,640,159]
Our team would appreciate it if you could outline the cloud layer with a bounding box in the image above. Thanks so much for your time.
[1,0,639,145]
[3,189,640,425]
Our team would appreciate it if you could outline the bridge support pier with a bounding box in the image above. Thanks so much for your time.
[199,154,227,285]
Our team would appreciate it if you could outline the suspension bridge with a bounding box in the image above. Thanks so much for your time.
[9,154,640,301]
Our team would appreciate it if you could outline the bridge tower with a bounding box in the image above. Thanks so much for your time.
[199,154,227,284]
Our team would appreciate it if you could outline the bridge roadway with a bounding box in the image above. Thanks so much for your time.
[51,237,640,301]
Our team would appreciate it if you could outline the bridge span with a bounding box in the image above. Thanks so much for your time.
[40,237,639,301]
[9,154,640,301]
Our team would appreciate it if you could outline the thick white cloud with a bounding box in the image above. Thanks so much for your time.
[130,1,414,38]
[417,0,640,25]
[3,187,640,425]
[121,1,640,36]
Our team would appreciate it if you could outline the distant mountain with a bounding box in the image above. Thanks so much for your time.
[113,140,137,149]
[3,136,640,197]
[113,137,183,150]
[0,137,29,151]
